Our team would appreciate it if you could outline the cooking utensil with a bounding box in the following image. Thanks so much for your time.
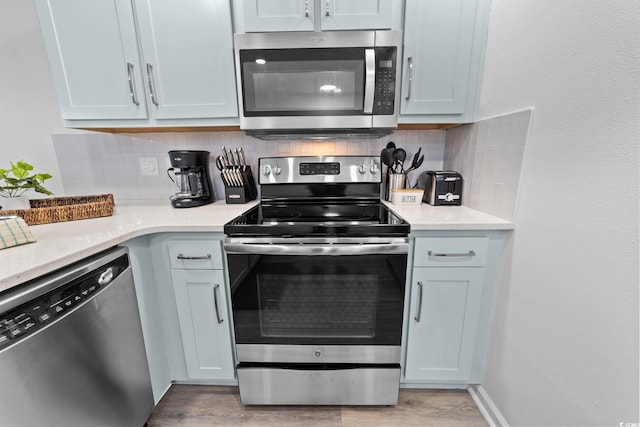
[392,148,406,173]
[409,147,422,170]
[405,147,424,174]
[381,148,394,172]
[404,155,424,174]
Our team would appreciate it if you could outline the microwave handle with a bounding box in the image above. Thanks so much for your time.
[363,48,375,114]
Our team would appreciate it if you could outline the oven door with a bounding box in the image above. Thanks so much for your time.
[225,237,408,364]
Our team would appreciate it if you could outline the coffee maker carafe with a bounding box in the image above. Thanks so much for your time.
[167,150,215,208]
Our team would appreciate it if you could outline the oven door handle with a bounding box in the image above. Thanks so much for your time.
[224,242,408,256]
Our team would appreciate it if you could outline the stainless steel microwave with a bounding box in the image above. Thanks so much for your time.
[233,31,402,139]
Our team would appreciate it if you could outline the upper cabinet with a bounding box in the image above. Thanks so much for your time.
[34,0,147,121]
[34,0,238,128]
[133,0,238,121]
[399,0,490,123]
[34,0,490,129]
[232,0,403,32]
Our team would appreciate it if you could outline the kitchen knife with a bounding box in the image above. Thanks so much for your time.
[216,155,229,187]
[220,155,238,187]
[238,147,247,170]
[232,149,242,168]
[222,146,233,167]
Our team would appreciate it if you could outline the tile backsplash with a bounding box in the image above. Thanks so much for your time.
[52,130,445,202]
[443,109,532,221]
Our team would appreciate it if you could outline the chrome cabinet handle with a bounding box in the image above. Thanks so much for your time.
[414,281,424,322]
[326,0,330,16]
[213,284,223,324]
[428,250,476,257]
[305,0,309,17]
[146,63,159,106]
[126,62,139,106]
[176,253,212,260]
[405,57,413,101]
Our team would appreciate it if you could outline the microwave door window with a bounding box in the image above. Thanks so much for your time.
[241,49,366,116]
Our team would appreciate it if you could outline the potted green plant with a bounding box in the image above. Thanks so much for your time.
[0,160,53,210]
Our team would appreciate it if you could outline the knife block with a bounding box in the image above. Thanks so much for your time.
[223,166,258,204]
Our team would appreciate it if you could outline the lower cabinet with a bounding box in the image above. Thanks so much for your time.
[165,237,236,383]
[402,233,503,386]
[171,269,235,381]
[405,267,485,382]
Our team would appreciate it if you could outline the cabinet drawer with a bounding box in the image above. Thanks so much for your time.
[413,237,489,267]
[168,240,223,270]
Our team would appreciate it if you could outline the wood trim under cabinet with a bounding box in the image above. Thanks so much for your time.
[397,123,457,130]
[85,126,242,133]
[83,123,456,134]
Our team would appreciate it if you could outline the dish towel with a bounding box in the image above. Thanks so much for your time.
[0,216,36,249]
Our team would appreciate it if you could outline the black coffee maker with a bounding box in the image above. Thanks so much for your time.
[167,150,215,208]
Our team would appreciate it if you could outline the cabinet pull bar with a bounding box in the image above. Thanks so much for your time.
[414,281,424,322]
[405,57,413,101]
[427,250,476,257]
[176,253,212,260]
[213,284,224,324]
[305,0,309,17]
[326,0,330,16]
[146,63,159,106]
[127,62,139,106]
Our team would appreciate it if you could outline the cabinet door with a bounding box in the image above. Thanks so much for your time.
[34,0,147,120]
[321,0,394,30]
[134,0,238,119]
[235,0,314,32]
[172,270,235,380]
[401,0,482,116]
[404,267,485,382]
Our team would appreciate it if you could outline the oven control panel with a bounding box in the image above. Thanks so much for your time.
[260,156,381,184]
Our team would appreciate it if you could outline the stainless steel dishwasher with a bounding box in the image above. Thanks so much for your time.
[0,246,154,427]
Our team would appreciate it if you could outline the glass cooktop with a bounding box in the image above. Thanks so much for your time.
[224,202,409,237]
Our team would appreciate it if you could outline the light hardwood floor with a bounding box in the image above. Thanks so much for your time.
[147,385,489,426]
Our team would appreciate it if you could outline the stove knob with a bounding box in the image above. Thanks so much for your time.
[262,166,271,176]
[358,164,367,174]
[370,163,379,174]
[273,165,282,175]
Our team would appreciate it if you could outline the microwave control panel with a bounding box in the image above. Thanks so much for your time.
[373,47,397,115]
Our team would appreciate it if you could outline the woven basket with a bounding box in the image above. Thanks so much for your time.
[0,194,114,225]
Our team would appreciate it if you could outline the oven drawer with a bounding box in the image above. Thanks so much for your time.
[168,240,223,270]
[413,237,489,267]
[237,364,400,405]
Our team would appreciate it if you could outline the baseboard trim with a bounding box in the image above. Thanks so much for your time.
[468,385,509,427]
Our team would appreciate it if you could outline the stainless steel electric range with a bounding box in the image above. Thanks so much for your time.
[224,156,410,405]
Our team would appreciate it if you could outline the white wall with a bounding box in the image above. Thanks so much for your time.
[477,1,639,425]
[0,0,67,195]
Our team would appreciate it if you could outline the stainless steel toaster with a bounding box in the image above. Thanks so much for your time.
[421,171,463,206]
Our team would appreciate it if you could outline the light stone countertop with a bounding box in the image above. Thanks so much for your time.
[0,199,512,293]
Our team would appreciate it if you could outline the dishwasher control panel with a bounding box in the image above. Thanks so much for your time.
[0,254,129,351]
